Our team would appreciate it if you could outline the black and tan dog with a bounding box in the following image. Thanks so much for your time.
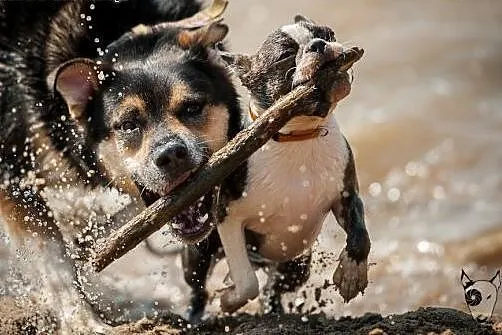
[0,0,245,321]
[183,16,371,318]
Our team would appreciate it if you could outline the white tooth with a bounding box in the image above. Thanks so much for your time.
[198,213,209,223]
[171,222,182,229]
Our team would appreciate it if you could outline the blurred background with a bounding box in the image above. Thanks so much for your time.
[1,0,502,329]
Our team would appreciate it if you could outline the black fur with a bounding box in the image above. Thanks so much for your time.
[0,0,246,324]
[0,0,202,187]
[334,140,370,263]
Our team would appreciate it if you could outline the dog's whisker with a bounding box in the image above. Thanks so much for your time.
[104,177,117,189]
[139,185,147,198]
[285,67,296,80]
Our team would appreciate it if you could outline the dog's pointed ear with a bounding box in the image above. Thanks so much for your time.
[47,58,99,125]
[219,51,252,84]
[294,14,316,25]
[490,270,501,290]
[178,22,229,49]
[461,269,474,288]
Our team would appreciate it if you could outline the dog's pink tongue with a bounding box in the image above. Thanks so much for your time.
[160,171,192,196]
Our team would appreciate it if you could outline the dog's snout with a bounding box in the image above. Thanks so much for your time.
[154,142,189,170]
[306,38,327,54]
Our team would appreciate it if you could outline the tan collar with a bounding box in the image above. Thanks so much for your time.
[248,105,328,143]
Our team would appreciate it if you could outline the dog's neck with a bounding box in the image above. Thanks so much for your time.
[249,99,335,134]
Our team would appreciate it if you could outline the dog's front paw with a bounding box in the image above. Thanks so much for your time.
[220,281,259,313]
[332,249,368,302]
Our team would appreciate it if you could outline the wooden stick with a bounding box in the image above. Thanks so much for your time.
[91,48,364,272]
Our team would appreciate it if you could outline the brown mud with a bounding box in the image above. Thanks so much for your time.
[1,295,500,335]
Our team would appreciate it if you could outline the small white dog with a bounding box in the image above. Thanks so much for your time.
[215,15,371,313]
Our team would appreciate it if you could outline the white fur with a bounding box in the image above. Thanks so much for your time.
[217,105,348,311]
[281,24,314,46]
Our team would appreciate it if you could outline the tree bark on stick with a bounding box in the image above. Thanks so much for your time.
[91,48,364,272]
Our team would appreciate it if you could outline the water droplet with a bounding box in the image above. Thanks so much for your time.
[368,182,382,197]
[387,188,400,202]
[294,296,305,307]
[287,225,301,233]
[433,185,445,200]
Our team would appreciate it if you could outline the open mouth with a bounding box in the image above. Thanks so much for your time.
[292,47,360,88]
[139,181,213,242]
[170,195,214,242]
[158,170,193,197]
[137,169,214,242]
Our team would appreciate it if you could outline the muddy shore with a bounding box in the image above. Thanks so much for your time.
[1,296,500,335]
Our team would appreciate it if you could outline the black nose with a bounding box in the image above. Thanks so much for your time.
[306,38,326,54]
[154,142,189,170]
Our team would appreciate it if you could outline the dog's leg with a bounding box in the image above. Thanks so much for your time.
[331,141,370,302]
[268,251,312,314]
[182,230,220,323]
[217,218,259,313]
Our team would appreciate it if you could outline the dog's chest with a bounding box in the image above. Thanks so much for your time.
[228,118,348,260]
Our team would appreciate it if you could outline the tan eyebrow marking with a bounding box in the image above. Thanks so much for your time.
[116,94,147,119]
[167,83,191,112]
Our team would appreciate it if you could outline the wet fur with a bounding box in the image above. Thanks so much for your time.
[0,0,246,323]
[182,18,371,319]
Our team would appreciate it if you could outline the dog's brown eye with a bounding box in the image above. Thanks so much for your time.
[185,102,204,116]
[119,120,139,132]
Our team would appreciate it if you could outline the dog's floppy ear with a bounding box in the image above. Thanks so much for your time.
[178,22,229,49]
[47,58,99,125]
[489,270,501,290]
[461,269,474,289]
[219,51,252,84]
[294,14,316,25]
